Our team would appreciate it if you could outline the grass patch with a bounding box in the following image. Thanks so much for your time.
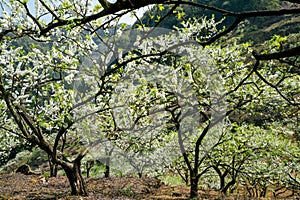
[160,174,186,186]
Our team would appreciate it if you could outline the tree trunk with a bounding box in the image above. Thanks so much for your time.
[62,161,88,196]
[220,175,225,192]
[212,166,226,192]
[222,179,236,194]
[48,155,58,177]
[104,146,113,178]
[190,174,199,199]
[50,164,58,177]
[104,157,110,178]
[138,172,143,178]
[86,160,94,178]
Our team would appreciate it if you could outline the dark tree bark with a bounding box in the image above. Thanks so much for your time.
[189,170,199,198]
[213,165,227,193]
[48,155,58,177]
[50,162,58,177]
[222,179,236,194]
[138,172,143,178]
[62,161,88,196]
[86,160,94,178]
[104,158,110,178]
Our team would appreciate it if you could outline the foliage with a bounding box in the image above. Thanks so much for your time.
[201,123,300,195]
[0,0,299,198]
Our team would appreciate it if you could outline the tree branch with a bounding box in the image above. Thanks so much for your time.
[40,0,169,35]
[74,147,89,163]
[254,46,300,60]
[39,0,60,21]
[141,4,180,40]
[17,0,43,31]
[98,0,113,10]
[254,65,299,106]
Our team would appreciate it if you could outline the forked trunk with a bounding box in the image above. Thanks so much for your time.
[50,163,58,177]
[62,161,88,196]
[48,155,58,177]
[50,164,58,177]
[222,179,236,194]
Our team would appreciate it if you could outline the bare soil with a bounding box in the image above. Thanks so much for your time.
[0,173,298,200]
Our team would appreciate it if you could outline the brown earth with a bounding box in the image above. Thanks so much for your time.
[0,173,298,200]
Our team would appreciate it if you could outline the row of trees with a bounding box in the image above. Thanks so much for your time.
[0,0,299,198]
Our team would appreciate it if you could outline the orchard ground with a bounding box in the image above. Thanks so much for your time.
[0,173,298,200]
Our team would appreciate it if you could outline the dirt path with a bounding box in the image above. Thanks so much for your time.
[0,174,297,199]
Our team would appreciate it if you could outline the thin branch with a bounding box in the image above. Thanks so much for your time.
[224,63,257,97]
[0,125,23,138]
[201,17,243,46]
[73,106,111,124]
[141,4,179,40]
[254,65,299,106]
[92,9,133,34]
[39,0,60,21]
[17,0,43,31]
